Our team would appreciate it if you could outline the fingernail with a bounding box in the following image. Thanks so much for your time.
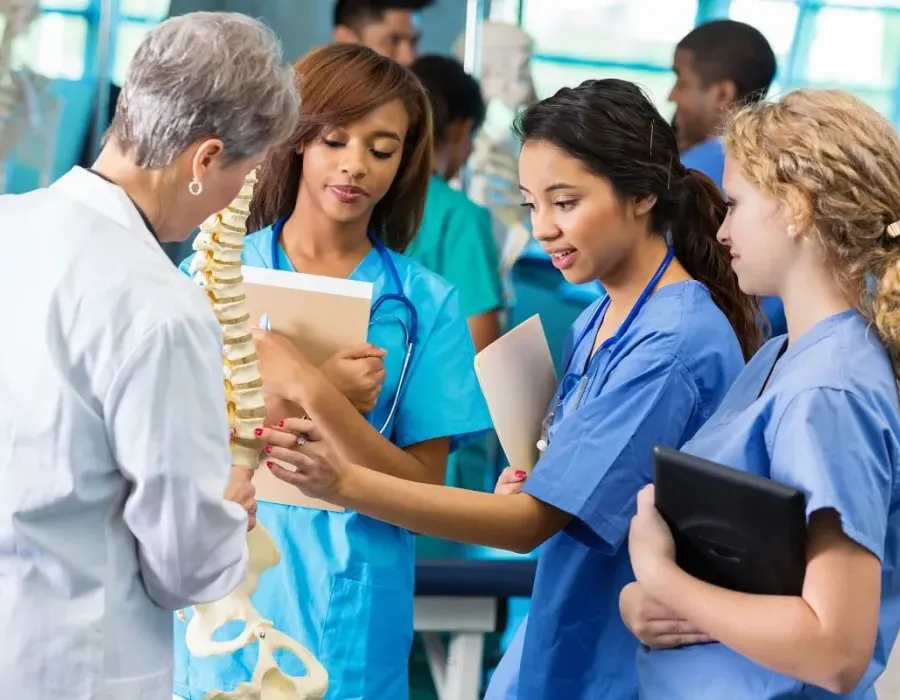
[267,461,274,469]
[254,428,263,436]
[515,470,527,479]
[278,421,284,427]
[264,446,272,454]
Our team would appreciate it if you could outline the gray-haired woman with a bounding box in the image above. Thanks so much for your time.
[0,12,297,700]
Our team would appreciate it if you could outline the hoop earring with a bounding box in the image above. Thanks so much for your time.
[189,178,203,196]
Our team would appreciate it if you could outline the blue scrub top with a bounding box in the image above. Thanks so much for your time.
[682,137,726,190]
[173,225,492,700]
[682,137,786,338]
[638,309,900,699]
[487,281,746,700]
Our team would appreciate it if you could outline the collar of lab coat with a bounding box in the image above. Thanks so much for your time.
[52,166,169,262]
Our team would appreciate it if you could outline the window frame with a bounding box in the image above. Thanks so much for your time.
[503,0,900,125]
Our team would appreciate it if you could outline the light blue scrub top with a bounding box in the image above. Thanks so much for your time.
[637,309,900,699]
[486,280,745,700]
[682,137,786,337]
[172,225,492,700]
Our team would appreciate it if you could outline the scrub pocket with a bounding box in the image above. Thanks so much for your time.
[320,575,414,699]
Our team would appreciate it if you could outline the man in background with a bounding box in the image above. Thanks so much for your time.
[670,19,776,186]
[333,0,434,67]
[669,19,785,337]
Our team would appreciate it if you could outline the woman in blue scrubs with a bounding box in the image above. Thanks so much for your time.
[625,89,900,698]
[173,43,492,700]
[252,78,761,700]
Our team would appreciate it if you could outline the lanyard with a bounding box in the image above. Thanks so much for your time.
[538,246,677,452]
[564,245,675,377]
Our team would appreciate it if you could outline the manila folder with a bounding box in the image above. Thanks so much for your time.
[474,314,557,473]
[242,265,374,512]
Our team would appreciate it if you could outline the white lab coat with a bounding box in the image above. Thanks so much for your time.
[0,167,250,700]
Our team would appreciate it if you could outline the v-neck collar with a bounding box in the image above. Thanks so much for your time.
[753,308,858,399]
[273,231,381,283]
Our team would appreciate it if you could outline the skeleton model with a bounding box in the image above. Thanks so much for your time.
[454,21,538,279]
[182,169,329,700]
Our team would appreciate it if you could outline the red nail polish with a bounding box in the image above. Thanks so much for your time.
[254,428,263,436]
[267,461,274,469]
[264,446,272,454]
[278,421,284,427]
[515,470,527,479]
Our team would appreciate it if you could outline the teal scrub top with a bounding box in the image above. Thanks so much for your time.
[406,175,504,320]
[173,225,493,700]
[406,175,504,491]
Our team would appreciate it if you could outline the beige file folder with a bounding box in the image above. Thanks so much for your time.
[474,314,557,473]
[242,265,374,512]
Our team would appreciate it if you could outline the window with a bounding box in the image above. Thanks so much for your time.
[10,0,92,80]
[11,9,90,80]
[113,0,171,85]
[517,0,698,120]
[508,0,900,124]
[9,0,170,83]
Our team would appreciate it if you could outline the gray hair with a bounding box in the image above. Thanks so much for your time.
[108,12,299,168]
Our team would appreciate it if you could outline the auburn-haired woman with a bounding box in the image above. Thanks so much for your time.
[173,43,491,700]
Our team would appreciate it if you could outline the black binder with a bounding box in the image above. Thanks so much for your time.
[652,445,808,596]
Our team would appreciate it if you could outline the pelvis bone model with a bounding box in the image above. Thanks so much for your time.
[182,169,329,700]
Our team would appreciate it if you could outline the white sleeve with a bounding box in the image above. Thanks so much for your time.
[103,312,249,610]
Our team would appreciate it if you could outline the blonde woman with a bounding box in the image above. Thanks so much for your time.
[624,90,900,698]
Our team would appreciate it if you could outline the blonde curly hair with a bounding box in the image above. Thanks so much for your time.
[724,89,900,373]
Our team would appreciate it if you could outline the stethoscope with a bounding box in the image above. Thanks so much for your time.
[536,246,676,452]
[269,216,418,435]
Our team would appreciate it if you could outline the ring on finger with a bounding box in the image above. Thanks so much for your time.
[297,434,308,447]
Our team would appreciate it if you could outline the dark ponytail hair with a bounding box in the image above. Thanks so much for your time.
[514,78,761,359]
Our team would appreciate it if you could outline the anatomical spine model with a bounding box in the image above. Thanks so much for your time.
[183,169,329,700]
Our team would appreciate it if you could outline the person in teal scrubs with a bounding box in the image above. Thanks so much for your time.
[407,54,503,494]
[625,89,900,698]
[172,43,492,700]
[408,54,503,353]
[669,19,785,338]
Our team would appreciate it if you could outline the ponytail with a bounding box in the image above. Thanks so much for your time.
[672,168,762,360]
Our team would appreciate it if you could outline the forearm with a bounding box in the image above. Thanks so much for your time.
[335,464,553,553]
[288,369,441,484]
[644,562,857,690]
[468,309,501,353]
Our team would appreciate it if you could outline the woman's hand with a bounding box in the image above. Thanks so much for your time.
[224,466,257,531]
[495,466,528,495]
[259,418,351,501]
[251,328,321,401]
[628,484,676,587]
[619,582,711,649]
[320,344,387,414]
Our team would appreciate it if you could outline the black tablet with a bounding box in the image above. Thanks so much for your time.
[652,445,808,596]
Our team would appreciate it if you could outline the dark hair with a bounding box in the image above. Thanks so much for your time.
[250,43,433,252]
[411,54,486,144]
[334,0,434,29]
[677,20,777,104]
[514,79,761,359]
